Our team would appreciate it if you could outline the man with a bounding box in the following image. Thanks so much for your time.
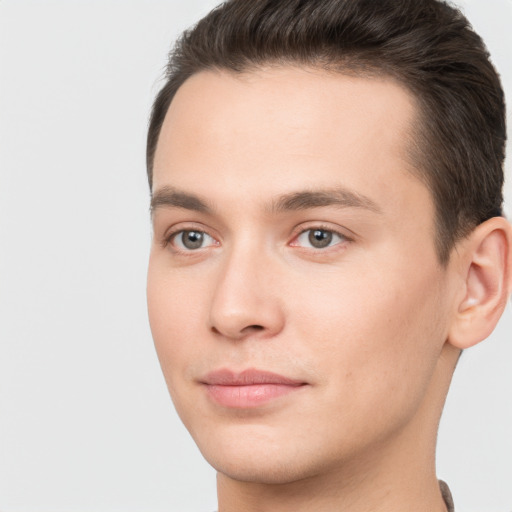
[145,1,511,510]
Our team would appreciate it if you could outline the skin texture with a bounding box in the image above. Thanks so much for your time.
[147,67,512,512]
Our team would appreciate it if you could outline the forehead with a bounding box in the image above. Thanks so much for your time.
[156,67,417,165]
[152,66,432,229]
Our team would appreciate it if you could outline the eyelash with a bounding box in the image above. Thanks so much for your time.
[164,229,218,252]
[290,225,349,250]
[162,225,351,254]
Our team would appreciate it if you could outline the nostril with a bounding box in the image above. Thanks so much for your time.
[246,325,264,331]
[210,324,265,338]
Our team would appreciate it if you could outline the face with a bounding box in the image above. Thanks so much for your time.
[147,67,456,484]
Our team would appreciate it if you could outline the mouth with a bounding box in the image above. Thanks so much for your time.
[200,368,308,408]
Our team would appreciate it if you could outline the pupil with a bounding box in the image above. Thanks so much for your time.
[183,231,204,249]
[309,229,332,248]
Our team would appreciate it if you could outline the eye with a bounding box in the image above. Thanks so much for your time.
[171,230,217,251]
[293,228,345,249]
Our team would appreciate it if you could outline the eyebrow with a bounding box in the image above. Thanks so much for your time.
[269,188,382,214]
[151,186,213,215]
[150,185,382,216]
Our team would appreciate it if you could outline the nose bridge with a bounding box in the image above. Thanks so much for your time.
[209,235,283,339]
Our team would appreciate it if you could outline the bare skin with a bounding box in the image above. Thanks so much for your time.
[147,67,512,512]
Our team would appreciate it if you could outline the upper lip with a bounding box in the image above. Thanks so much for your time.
[201,368,306,386]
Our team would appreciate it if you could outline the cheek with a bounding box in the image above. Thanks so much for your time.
[289,260,448,417]
[147,254,209,382]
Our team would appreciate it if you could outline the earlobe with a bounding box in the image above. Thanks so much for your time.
[448,217,512,350]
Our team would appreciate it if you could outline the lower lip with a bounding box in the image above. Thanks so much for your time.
[204,383,305,408]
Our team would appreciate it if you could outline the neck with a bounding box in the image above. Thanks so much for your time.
[217,439,445,512]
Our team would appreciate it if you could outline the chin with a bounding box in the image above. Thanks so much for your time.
[209,453,318,485]
[190,424,336,485]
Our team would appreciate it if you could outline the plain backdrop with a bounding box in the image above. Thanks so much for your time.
[0,1,511,511]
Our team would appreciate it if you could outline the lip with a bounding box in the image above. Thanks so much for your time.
[201,368,307,408]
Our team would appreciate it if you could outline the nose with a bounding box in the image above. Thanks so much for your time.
[208,243,285,341]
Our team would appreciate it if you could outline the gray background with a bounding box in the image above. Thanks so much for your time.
[0,1,510,511]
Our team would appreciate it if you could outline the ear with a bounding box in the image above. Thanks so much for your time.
[448,217,512,350]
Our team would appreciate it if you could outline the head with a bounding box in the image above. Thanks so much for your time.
[146,0,511,490]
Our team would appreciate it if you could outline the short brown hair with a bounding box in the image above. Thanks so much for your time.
[147,0,506,262]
